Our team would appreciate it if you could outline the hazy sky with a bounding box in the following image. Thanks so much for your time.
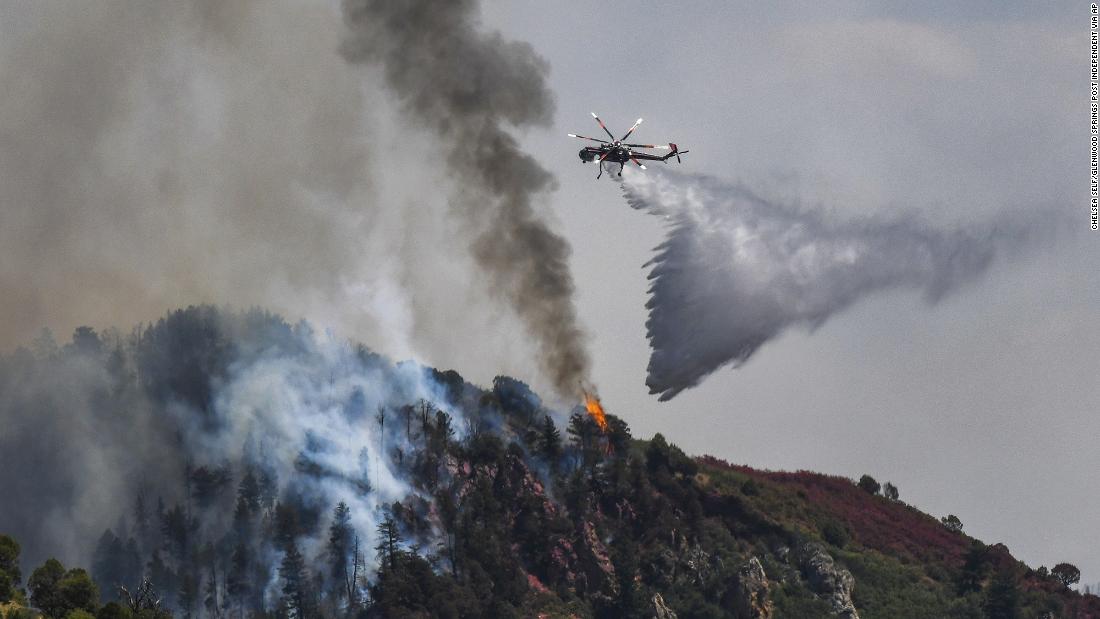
[0,1,1094,583]
[482,1,1097,583]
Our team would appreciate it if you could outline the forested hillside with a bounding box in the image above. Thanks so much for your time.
[0,307,1095,618]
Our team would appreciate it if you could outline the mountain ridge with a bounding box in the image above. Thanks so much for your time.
[0,305,1095,618]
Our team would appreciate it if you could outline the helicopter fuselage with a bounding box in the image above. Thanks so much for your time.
[578,143,632,164]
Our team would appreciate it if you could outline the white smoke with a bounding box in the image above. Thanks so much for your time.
[206,332,446,577]
[0,311,473,596]
[623,169,1033,401]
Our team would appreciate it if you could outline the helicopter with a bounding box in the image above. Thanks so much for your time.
[569,113,688,179]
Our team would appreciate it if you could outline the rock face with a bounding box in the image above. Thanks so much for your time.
[576,520,617,597]
[652,592,678,619]
[797,543,859,619]
[728,556,772,619]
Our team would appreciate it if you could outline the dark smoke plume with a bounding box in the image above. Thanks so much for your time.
[624,170,1030,401]
[340,0,590,397]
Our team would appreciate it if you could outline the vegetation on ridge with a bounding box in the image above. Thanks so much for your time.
[0,306,1095,618]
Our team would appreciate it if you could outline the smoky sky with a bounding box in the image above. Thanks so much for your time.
[339,0,591,398]
[0,0,589,399]
[0,1,380,348]
[623,169,1040,401]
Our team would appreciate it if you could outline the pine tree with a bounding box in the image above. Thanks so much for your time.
[147,550,176,610]
[203,551,220,619]
[348,534,363,610]
[326,502,353,606]
[91,529,121,592]
[375,516,401,572]
[237,467,261,515]
[434,410,455,454]
[257,468,278,515]
[985,570,1019,619]
[226,542,249,618]
[567,412,601,468]
[539,415,562,462]
[279,543,309,619]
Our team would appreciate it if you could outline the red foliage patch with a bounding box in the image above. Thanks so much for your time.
[699,455,1100,615]
[699,456,970,566]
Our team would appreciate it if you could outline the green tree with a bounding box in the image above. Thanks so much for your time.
[857,474,880,495]
[605,415,634,458]
[326,502,354,606]
[984,570,1018,619]
[236,468,261,518]
[0,571,14,606]
[433,409,455,454]
[70,327,102,356]
[608,534,646,616]
[568,412,603,468]
[539,415,562,462]
[0,534,22,603]
[30,559,67,619]
[91,530,128,594]
[941,514,964,533]
[957,542,990,595]
[30,560,99,619]
[279,544,309,619]
[1050,563,1080,588]
[95,602,132,619]
[822,520,849,548]
[645,433,671,473]
[226,541,250,616]
[882,481,899,501]
[375,516,401,572]
[59,570,99,617]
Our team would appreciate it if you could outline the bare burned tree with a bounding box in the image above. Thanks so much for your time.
[119,579,166,616]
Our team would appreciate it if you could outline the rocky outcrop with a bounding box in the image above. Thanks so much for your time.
[652,592,678,619]
[797,543,859,619]
[575,520,617,597]
[726,556,772,619]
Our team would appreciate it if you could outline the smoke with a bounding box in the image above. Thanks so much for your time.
[339,0,591,397]
[624,169,1034,401]
[0,308,456,590]
[0,1,401,347]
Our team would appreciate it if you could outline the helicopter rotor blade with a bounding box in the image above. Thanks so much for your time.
[591,112,617,141]
[620,118,643,141]
[568,133,609,144]
[624,143,668,149]
[628,154,647,170]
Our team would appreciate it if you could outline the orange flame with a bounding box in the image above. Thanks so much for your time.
[583,391,609,433]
